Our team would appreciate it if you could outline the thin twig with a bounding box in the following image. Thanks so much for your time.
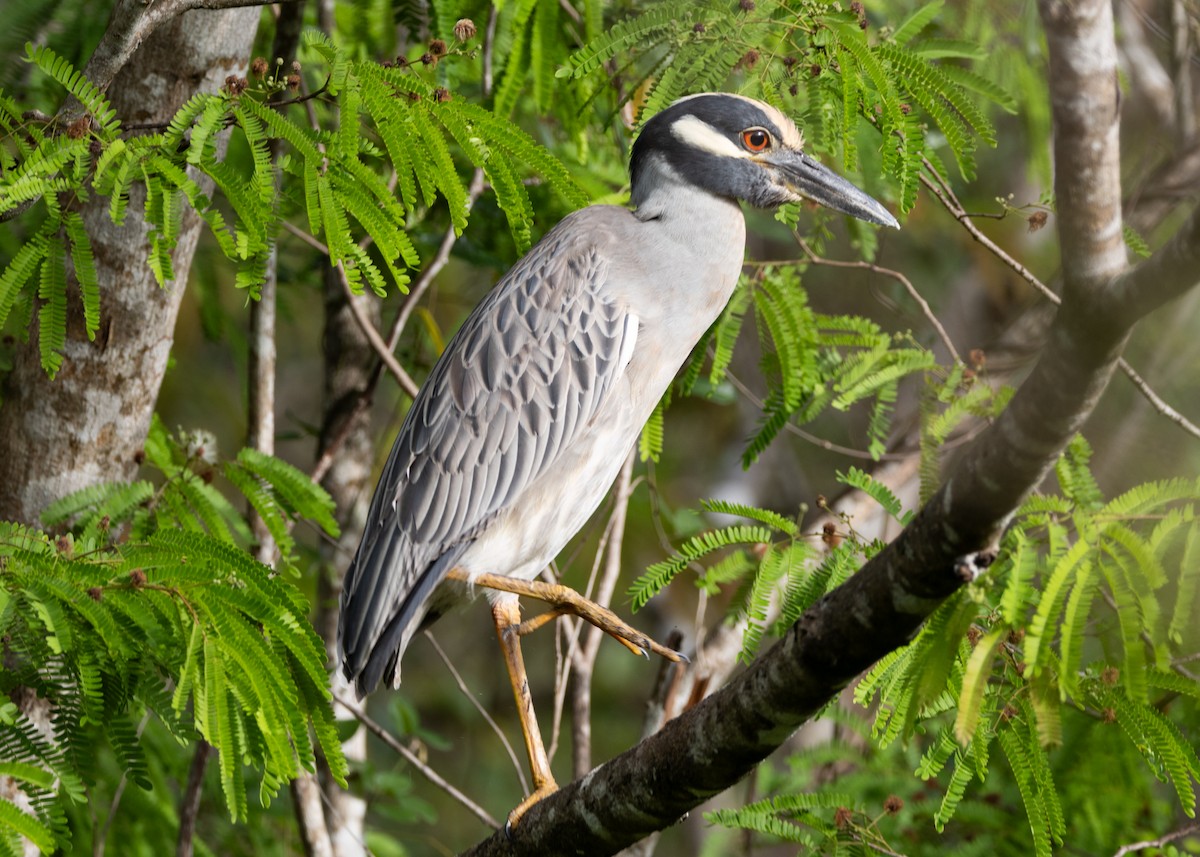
[1116,355,1200,439]
[569,452,637,778]
[336,263,420,398]
[1112,822,1200,857]
[424,631,529,792]
[723,370,913,462]
[920,160,1200,439]
[94,711,151,857]
[795,235,962,364]
[919,165,1057,303]
[175,742,211,857]
[333,693,501,830]
[388,168,488,352]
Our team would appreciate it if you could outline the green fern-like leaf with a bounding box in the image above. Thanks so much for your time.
[235,448,339,538]
[62,212,100,339]
[559,0,699,80]
[700,499,798,536]
[0,236,48,330]
[997,728,1054,856]
[630,525,775,610]
[837,467,910,524]
[1113,694,1200,815]
[24,43,119,135]
[37,234,67,377]
[891,0,943,44]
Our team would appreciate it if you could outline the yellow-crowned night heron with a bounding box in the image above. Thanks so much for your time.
[339,92,897,824]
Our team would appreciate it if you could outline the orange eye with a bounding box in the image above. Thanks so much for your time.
[742,128,770,152]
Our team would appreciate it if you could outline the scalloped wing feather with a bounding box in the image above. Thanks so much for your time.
[339,209,637,695]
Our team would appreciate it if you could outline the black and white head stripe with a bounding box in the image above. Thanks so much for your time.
[630,94,806,206]
[629,92,896,225]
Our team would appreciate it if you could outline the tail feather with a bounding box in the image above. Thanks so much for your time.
[339,528,469,698]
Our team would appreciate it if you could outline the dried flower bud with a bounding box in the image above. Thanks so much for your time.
[287,73,301,91]
[789,84,799,96]
[454,18,477,41]
[966,625,982,646]
[1000,704,1017,722]
[98,515,110,532]
[1102,665,1120,686]
[693,22,706,33]
[66,115,90,139]
[88,587,103,602]
[811,63,822,77]
[420,52,435,66]
[834,806,853,830]
[900,102,911,114]
[739,49,760,69]
[130,568,147,588]
[1027,210,1048,232]
[225,75,248,96]
[821,521,842,549]
[816,494,828,509]
[1102,707,1117,723]
[251,56,269,77]
[429,39,448,58]
[55,535,72,557]
[850,0,867,27]
[969,348,986,369]
[782,56,797,68]
[738,0,756,10]
[434,87,452,103]
[292,60,302,74]
[883,795,904,815]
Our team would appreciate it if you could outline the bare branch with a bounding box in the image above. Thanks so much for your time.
[921,161,1200,440]
[175,742,211,857]
[570,452,637,778]
[794,235,962,364]
[334,693,501,831]
[426,631,530,793]
[335,264,421,398]
[1112,821,1200,857]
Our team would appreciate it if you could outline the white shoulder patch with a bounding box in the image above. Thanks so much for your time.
[618,311,639,372]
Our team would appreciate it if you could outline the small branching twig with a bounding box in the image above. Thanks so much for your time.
[333,693,501,830]
[921,160,1200,440]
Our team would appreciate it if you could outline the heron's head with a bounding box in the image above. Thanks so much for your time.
[630,93,898,228]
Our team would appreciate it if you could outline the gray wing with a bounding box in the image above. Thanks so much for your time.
[339,214,639,696]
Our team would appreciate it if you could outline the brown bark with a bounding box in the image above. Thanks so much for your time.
[0,7,260,525]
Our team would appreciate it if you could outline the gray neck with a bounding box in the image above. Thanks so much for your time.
[631,157,745,261]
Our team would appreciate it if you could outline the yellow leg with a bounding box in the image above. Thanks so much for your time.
[449,568,688,663]
[491,599,558,829]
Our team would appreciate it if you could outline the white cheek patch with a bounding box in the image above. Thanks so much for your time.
[670,115,749,159]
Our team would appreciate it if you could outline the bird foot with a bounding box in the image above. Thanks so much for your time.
[505,780,559,836]
[456,570,689,664]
